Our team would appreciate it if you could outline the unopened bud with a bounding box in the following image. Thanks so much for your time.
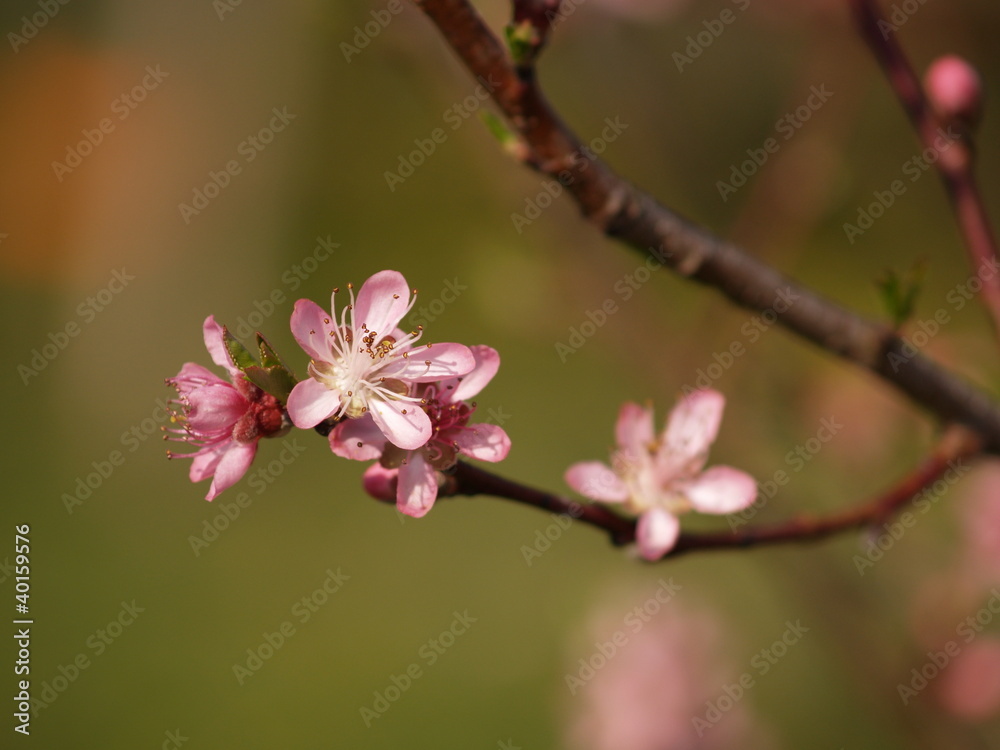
[925,55,984,130]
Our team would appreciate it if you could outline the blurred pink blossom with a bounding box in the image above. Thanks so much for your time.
[937,638,1000,721]
[565,599,770,750]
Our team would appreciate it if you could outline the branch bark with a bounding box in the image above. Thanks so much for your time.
[412,0,1000,452]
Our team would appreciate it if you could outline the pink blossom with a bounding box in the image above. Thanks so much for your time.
[286,270,475,450]
[329,345,511,517]
[565,390,757,560]
[166,316,286,501]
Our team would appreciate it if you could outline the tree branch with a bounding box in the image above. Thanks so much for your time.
[411,0,1000,452]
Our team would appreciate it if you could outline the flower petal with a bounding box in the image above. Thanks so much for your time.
[368,398,432,450]
[286,377,342,428]
[330,414,387,460]
[615,402,655,458]
[659,389,725,477]
[684,466,758,515]
[362,463,398,503]
[290,298,337,362]
[171,362,227,390]
[449,345,501,402]
[189,445,225,483]
[202,315,237,374]
[636,508,680,561]
[397,452,438,518]
[352,270,412,340]
[384,342,475,383]
[565,461,629,503]
[205,441,257,501]
[186,383,248,431]
[452,423,510,462]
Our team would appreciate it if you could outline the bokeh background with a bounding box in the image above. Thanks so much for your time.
[3,0,1000,747]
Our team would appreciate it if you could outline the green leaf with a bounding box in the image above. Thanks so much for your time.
[504,20,538,65]
[875,260,926,329]
[256,332,292,373]
[480,111,516,147]
[222,326,257,372]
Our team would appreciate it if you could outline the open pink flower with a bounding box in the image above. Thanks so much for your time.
[166,316,286,500]
[329,345,510,517]
[286,270,475,450]
[565,390,757,560]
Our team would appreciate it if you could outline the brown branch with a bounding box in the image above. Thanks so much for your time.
[411,0,1000,452]
[850,0,1000,344]
[444,427,982,560]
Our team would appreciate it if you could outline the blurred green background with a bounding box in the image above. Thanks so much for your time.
[2,0,1000,747]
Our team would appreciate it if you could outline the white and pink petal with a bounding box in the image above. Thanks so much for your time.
[368,397,432,451]
[683,465,758,515]
[396,452,439,518]
[565,461,629,503]
[635,508,681,561]
[329,414,388,461]
[352,270,413,339]
[286,378,342,428]
[451,423,511,463]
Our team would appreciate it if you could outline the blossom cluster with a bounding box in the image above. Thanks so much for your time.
[166,270,509,516]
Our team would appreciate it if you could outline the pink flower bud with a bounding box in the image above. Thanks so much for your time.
[925,55,984,128]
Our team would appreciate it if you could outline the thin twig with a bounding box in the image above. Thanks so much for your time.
[851,0,1000,344]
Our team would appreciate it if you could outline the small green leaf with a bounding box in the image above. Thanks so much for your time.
[256,332,291,372]
[504,20,538,65]
[222,326,257,372]
[480,111,516,147]
[875,260,926,329]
